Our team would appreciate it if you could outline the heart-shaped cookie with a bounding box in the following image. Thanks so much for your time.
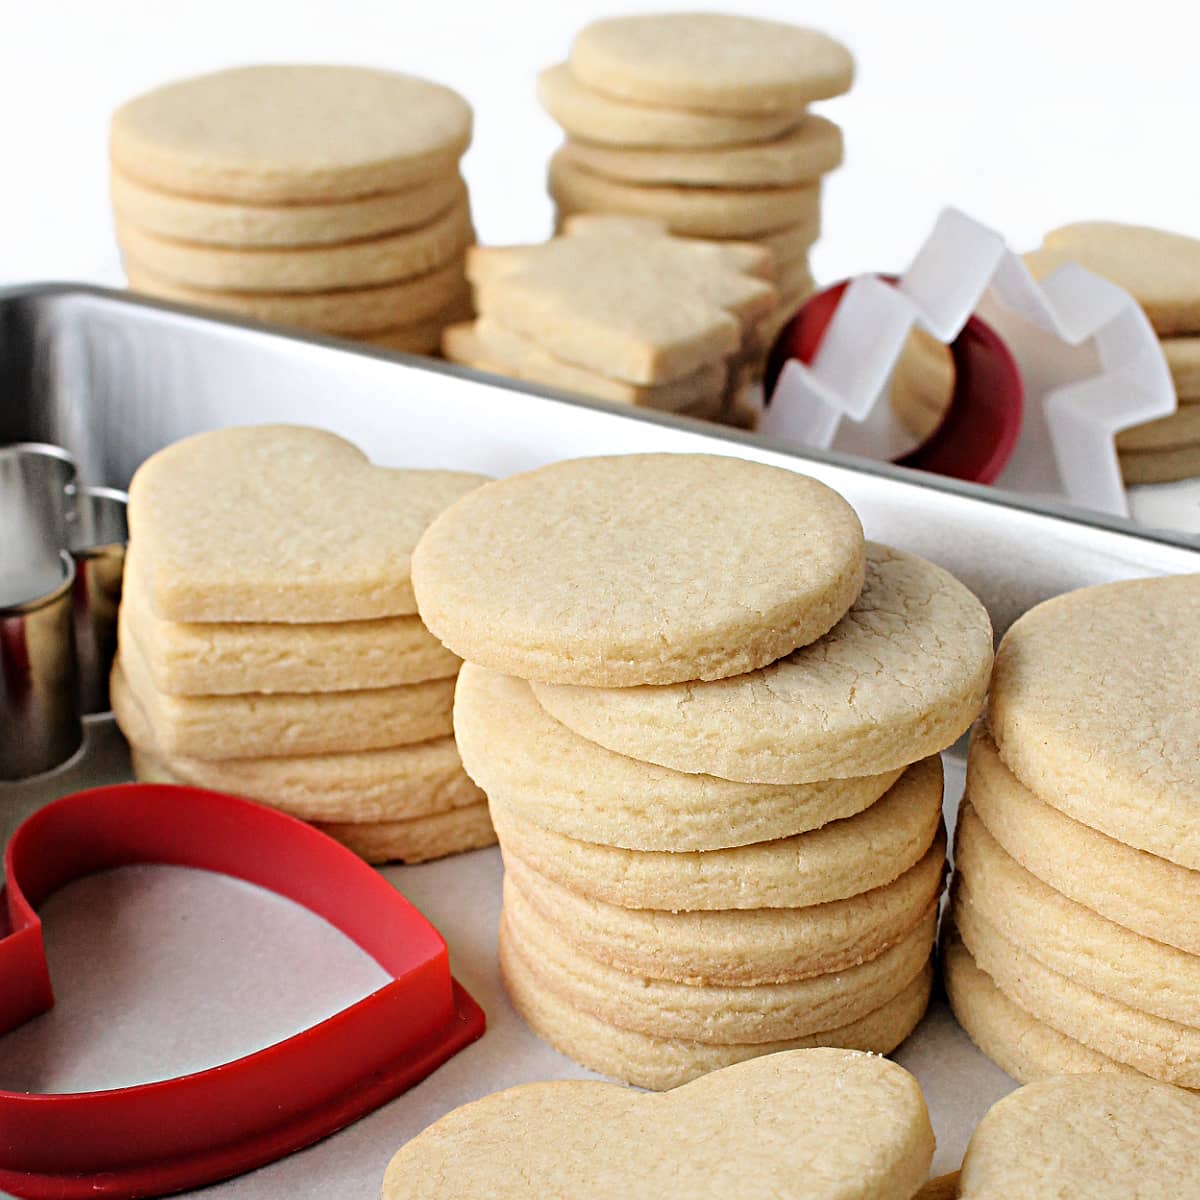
[383,1048,934,1200]
[127,425,486,623]
[959,1074,1200,1198]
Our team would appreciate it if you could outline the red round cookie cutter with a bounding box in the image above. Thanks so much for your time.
[764,277,1024,484]
[0,783,486,1199]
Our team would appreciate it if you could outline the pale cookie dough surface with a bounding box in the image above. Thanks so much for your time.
[111,169,465,247]
[412,454,865,687]
[313,802,494,864]
[550,152,821,239]
[570,15,854,114]
[454,665,901,851]
[442,321,726,411]
[955,802,1200,1024]
[116,199,473,293]
[128,426,486,622]
[487,757,943,911]
[1119,442,1200,485]
[471,236,774,383]
[503,832,944,985]
[501,928,933,1092]
[560,118,843,188]
[115,647,454,759]
[959,1073,1200,1199]
[125,258,470,334]
[954,895,1200,1088]
[1040,221,1200,335]
[988,574,1200,868]
[943,930,1139,1086]
[967,729,1200,953]
[384,1046,931,1200]
[1115,402,1200,450]
[535,544,992,783]
[110,65,472,201]
[120,566,459,695]
[1163,335,1200,396]
[536,63,805,149]
[125,734,482,824]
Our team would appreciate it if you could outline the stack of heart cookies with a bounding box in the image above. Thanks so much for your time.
[444,215,777,424]
[1027,222,1200,485]
[110,65,475,352]
[945,574,1200,1090]
[110,425,495,864]
[412,453,995,1089]
[538,13,854,339]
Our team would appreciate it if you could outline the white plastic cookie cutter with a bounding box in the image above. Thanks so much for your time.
[759,208,1175,517]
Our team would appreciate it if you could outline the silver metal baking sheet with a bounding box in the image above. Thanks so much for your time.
[3,285,1199,1196]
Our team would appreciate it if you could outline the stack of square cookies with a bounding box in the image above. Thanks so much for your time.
[110,425,496,864]
[945,574,1200,1090]
[538,13,854,339]
[443,216,777,424]
[412,453,995,1089]
[110,65,475,352]
[1028,222,1200,485]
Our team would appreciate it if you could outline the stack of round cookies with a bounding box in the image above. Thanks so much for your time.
[538,13,853,341]
[110,65,475,352]
[1028,222,1200,485]
[110,425,495,864]
[412,453,995,1089]
[945,574,1200,1090]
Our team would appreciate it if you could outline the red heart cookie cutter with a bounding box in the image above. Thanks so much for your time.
[765,276,1024,485]
[0,783,486,1199]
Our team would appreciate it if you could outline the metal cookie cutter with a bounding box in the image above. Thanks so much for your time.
[0,782,487,1199]
[1,443,129,780]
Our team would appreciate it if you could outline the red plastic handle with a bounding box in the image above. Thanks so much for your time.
[0,783,485,1199]
[764,277,1024,485]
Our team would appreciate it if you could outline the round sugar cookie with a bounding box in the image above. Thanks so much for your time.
[110,65,472,202]
[967,729,1200,954]
[502,879,935,1046]
[955,802,1200,1024]
[942,930,1138,1085]
[1040,221,1200,336]
[314,802,494,864]
[954,895,1200,1088]
[1163,336,1200,396]
[117,198,473,293]
[412,454,865,688]
[560,118,843,188]
[959,1073,1200,1199]
[988,575,1200,868]
[454,665,902,851]
[570,15,854,114]
[504,831,945,986]
[488,756,943,911]
[534,544,992,784]
[111,169,465,248]
[126,257,470,335]
[536,63,804,149]
[114,647,454,760]
[126,736,482,824]
[1120,442,1200,485]
[502,926,932,1091]
[1116,403,1200,450]
[747,217,821,267]
[550,152,821,239]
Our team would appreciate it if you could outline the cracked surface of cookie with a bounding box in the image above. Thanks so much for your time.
[413,454,865,687]
[988,574,1200,868]
[534,543,992,783]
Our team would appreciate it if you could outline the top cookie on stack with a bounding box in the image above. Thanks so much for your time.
[111,65,476,350]
[1028,222,1200,485]
[539,13,854,339]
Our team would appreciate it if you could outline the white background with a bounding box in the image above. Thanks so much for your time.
[3,0,1199,286]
